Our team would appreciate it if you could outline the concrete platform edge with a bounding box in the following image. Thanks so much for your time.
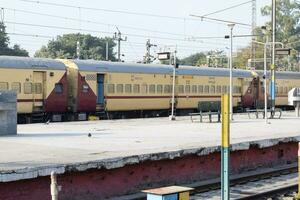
[1,136,300,183]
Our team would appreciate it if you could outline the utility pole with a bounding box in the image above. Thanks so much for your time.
[251,0,257,69]
[114,27,127,62]
[76,41,80,60]
[228,24,235,121]
[144,39,157,64]
[271,0,276,116]
[170,50,177,121]
[0,8,4,24]
[106,40,109,61]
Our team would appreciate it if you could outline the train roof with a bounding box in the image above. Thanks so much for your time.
[0,56,66,70]
[73,59,300,79]
[73,59,252,78]
[0,56,299,80]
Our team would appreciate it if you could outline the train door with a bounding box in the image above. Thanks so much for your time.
[97,74,104,105]
[33,71,45,111]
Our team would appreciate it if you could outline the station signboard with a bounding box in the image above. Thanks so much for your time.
[275,48,291,56]
[158,52,171,60]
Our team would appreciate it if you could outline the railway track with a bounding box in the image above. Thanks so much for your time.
[190,166,298,200]
[111,164,298,200]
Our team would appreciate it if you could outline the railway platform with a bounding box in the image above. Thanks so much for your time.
[0,111,299,200]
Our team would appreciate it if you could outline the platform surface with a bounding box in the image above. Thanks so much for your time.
[0,111,300,181]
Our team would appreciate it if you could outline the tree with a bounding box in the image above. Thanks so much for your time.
[179,51,228,68]
[234,0,300,70]
[261,0,300,71]
[35,33,117,61]
[0,22,28,56]
[180,52,207,66]
[261,0,300,50]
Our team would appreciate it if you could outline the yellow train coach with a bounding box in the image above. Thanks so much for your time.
[63,59,300,119]
[1,56,300,122]
[0,56,68,123]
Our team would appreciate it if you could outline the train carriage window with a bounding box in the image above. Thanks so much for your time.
[238,86,242,93]
[0,82,8,90]
[279,87,283,94]
[198,85,203,94]
[157,85,163,94]
[125,84,132,93]
[133,84,140,93]
[11,82,21,93]
[210,85,215,93]
[222,86,227,94]
[276,86,279,94]
[185,85,190,93]
[284,87,287,94]
[24,82,33,94]
[34,83,43,94]
[141,84,148,94]
[216,85,221,94]
[107,84,115,94]
[233,86,237,93]
[116,84,124,93]
[149,84,156,94]
[178,85,184,93]
[204,85,209,93]
[192,85,197,93]
[54,83,63,94]
[164,85,171,93]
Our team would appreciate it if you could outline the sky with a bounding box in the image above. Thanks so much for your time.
[1,0,271,62]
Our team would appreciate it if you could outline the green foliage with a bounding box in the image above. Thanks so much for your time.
[0,22,28,57]
[234,0,300,70]
[179,51,228,68]
[35,33,117,61]
[180,52,207,66]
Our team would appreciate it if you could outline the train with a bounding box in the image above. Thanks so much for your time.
[0,55,299,123]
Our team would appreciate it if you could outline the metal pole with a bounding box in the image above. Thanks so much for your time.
[50,172,58,200]
[271,0,276,116]
[106,41,109,61]
[228,24,235,121]
[221,94,230,200]
[296,143,300,200]
[296,102,300,118]
[264,36,268,124]
[170,51,176,121]
[76,41,80,60]
[118,34,121,62]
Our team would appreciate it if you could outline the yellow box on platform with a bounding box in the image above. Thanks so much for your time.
[179,191,189,200]
[88,116,99,121]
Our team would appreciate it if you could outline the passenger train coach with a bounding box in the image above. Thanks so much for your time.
[0,56,299,123]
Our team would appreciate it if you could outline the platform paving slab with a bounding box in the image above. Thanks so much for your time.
[0,111,299,182]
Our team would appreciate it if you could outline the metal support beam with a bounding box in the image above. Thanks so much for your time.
[169,50,177,121]
[295,143,300,199]
[271,0,276,116]
[228,24,235,121]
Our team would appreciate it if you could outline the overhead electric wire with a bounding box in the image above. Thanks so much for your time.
[19,0,189,20]
[201,0,253,17]
[18,0,254,30]
[190,15,252,27]
[7,32,53,38]
[18,0,252,29]
[4,21,231,43]
[8,31,249,52]
[2,7,197,37]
